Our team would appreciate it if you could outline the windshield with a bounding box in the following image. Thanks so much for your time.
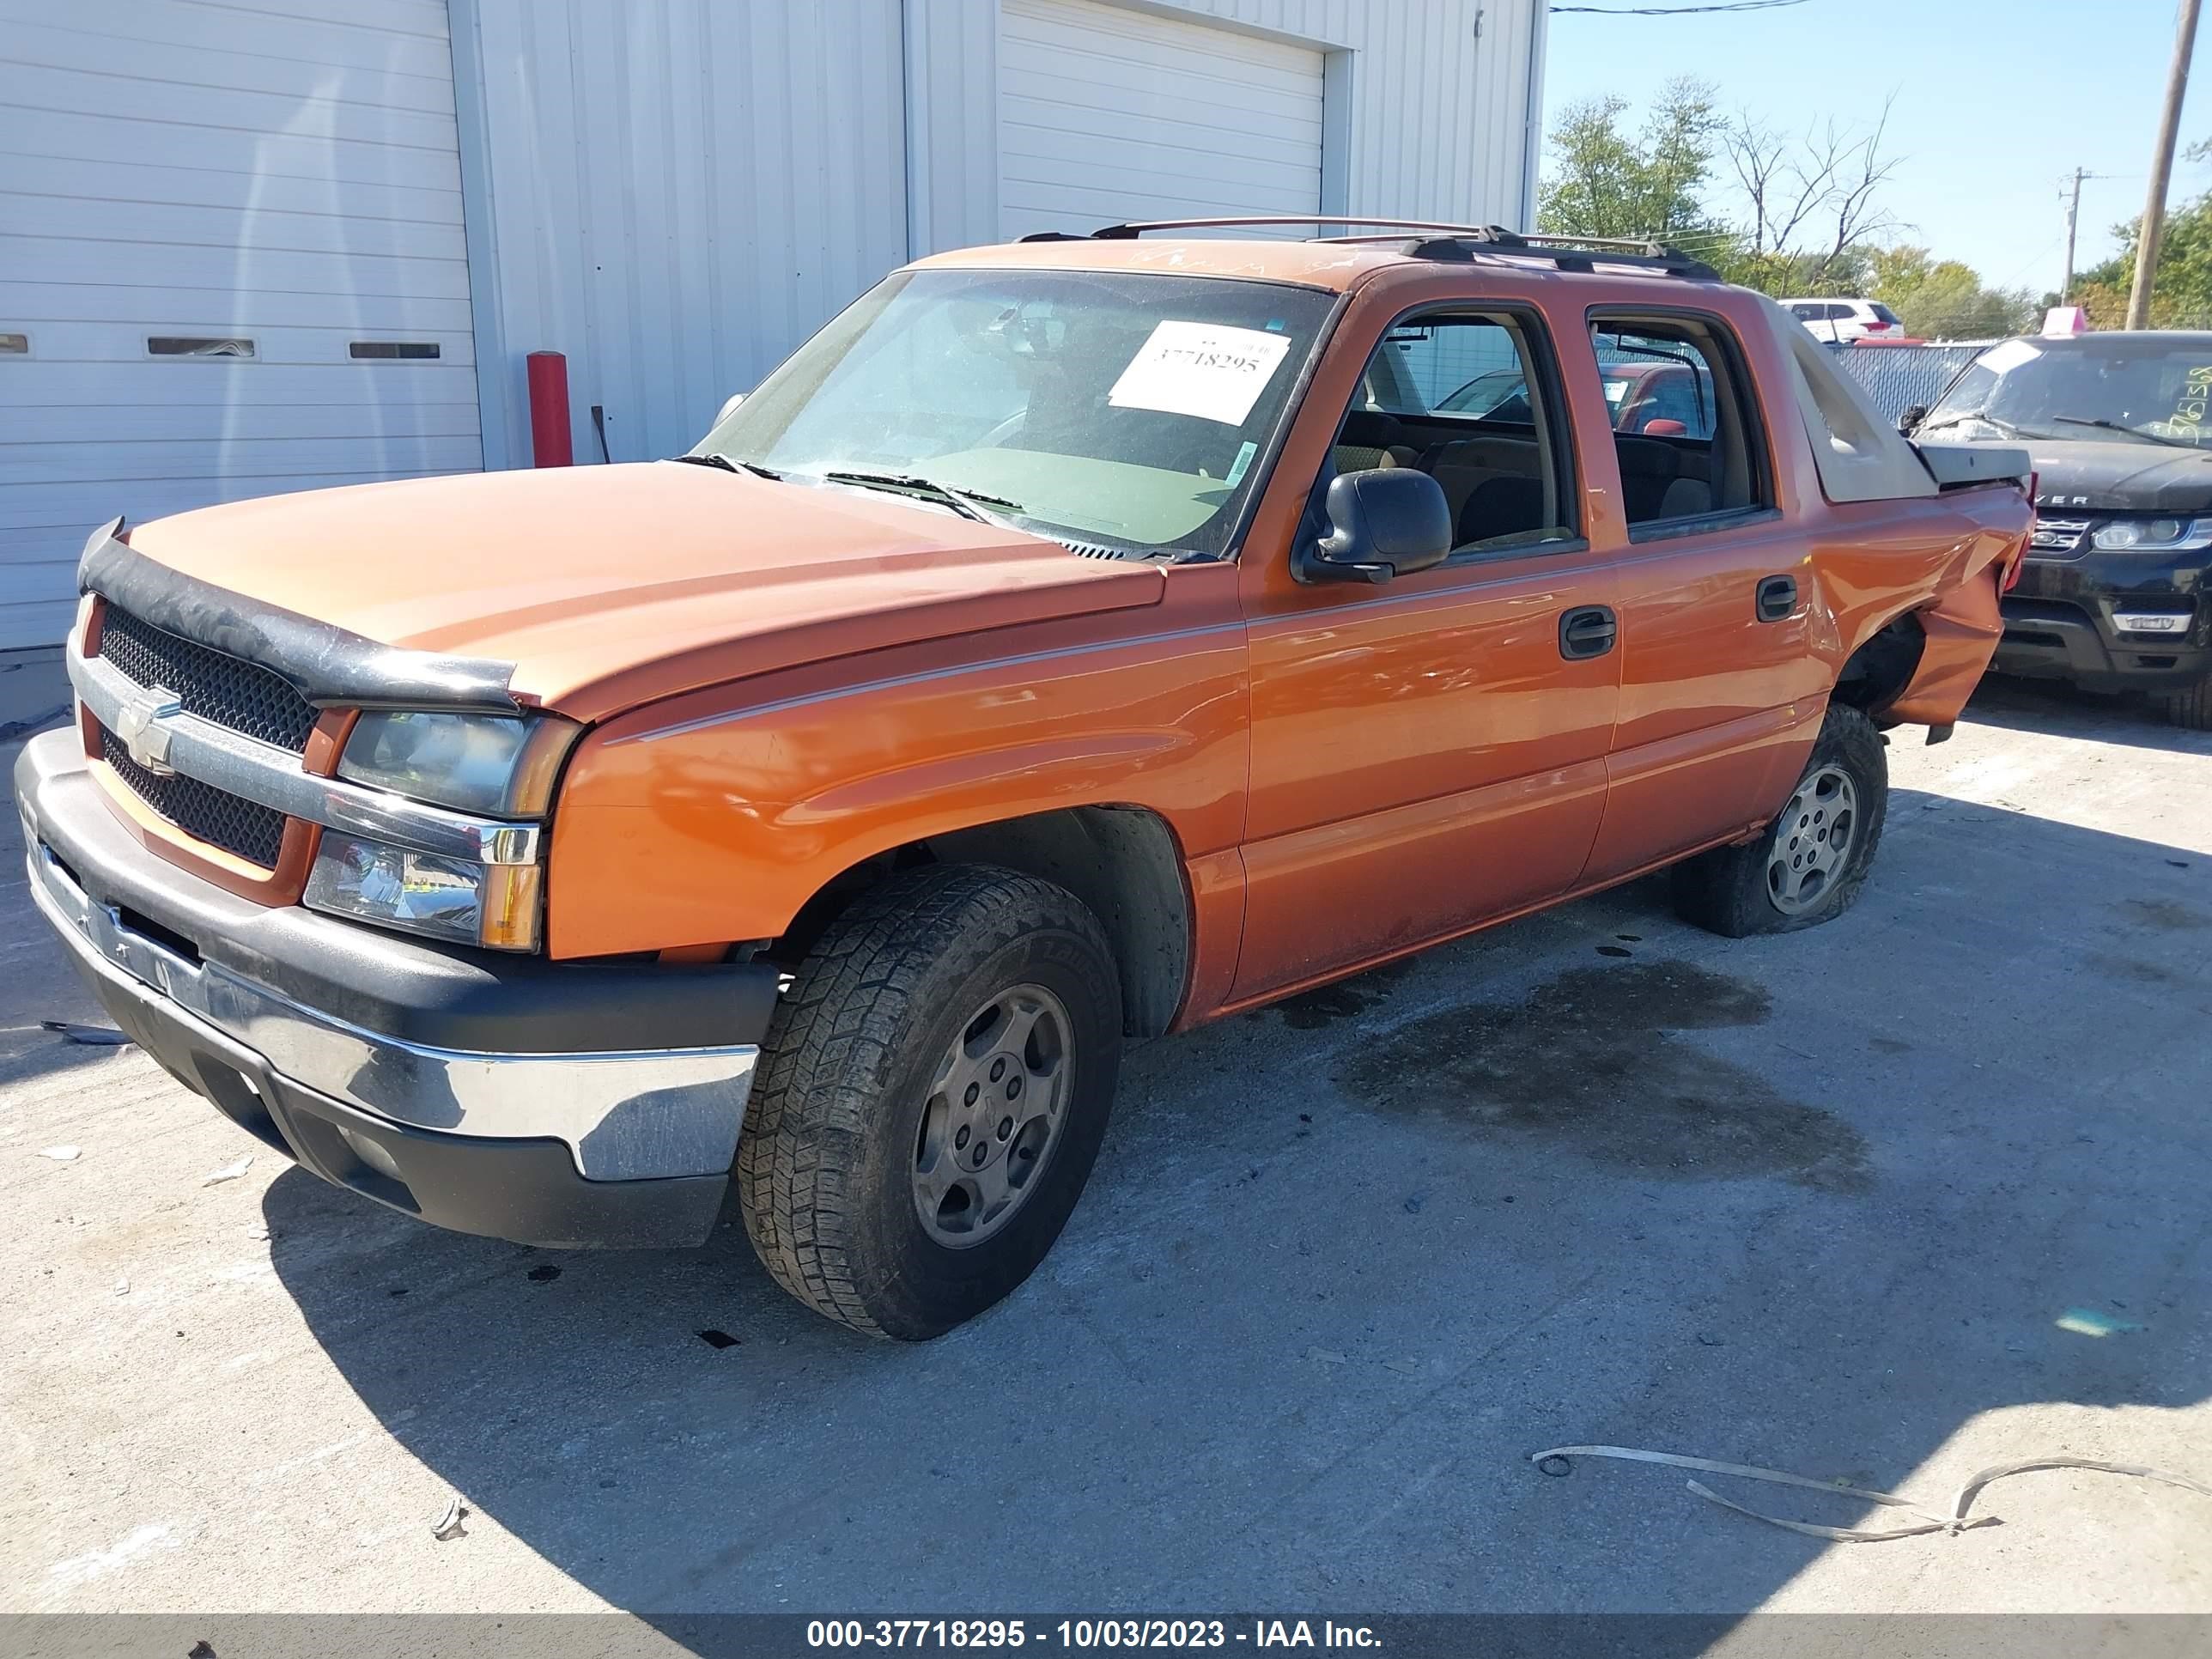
[693,268,1336,556]
[1923,337,2212,447]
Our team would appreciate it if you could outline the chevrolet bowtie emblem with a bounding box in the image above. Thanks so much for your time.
[113,685,183,775]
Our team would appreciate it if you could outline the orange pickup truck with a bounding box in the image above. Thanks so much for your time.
[19,224,2032,1338]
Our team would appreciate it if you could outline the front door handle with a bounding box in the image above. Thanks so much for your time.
[1559,605,1618,660]
[1756,574,1798,622]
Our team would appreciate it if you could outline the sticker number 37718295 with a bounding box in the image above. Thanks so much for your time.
[1107,320,1294,428]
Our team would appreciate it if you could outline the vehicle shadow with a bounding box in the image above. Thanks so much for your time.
[264,788,2212,1639]
[1966,673,2212,755]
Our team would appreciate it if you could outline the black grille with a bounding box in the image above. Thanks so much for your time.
[97,605,318,752]
[100,726,288,868]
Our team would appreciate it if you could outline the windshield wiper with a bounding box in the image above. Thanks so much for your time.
[670,453,785,479]
[820,470,1024,523]
[2051,416,2201,450]
[1920,409,2022,436]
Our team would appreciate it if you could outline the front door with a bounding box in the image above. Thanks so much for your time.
[1232,301,1620,1003]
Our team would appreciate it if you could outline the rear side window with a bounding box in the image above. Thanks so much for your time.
[1330,310,1579,554]
[1869,302,1901,325]
[1589,314,1773,536]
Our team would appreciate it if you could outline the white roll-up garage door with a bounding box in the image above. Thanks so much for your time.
[0,0,482,650]
[998,0,1326,241]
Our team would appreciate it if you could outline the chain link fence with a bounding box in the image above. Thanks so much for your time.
[1825,340,2001,425]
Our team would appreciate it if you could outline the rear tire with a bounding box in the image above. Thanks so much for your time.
[2161,676,2212,731]
[738,865,1122,1340]
[1671,703,1888,938]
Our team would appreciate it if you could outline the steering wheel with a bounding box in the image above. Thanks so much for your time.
[977,407,1029,448]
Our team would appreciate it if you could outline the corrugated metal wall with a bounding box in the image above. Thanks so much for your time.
[462,0,1542,470]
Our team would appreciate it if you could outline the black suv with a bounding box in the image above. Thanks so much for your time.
[1910,331,2212,727]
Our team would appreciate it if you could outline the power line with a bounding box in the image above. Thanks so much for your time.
[1551,0,1808,15]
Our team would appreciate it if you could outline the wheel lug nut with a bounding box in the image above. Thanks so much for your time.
[972,1145,988,1167]
[989,1057,1006,1082]
[1006,1077,1021,1098]
[998,1116,1013,1140]
[963,1083,979,1106]
[955,1125,970,1149]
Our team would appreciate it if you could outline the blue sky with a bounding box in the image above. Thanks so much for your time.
[1541,0,2209,295]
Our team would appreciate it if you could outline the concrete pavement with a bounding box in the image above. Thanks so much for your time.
[3,678,2208,1625]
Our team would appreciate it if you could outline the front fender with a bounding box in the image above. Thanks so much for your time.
[543,595,1248,958]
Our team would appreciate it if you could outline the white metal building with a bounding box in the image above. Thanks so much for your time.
[0,0,1548,650]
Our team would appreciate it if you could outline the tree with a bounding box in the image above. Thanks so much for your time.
[2074,155,2212,329]
[1869,246,2034,340]
[1537,82,1911,297]
[1536,80,1731,246]
[1723,100,1902,289]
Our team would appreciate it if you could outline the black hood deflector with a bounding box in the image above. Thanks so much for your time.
[78,521,521,714]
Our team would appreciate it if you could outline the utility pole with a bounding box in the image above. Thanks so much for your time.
[2128,0,2205,329]
[2061,167,2100,302]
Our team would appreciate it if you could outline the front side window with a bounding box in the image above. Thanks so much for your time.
[1920,337,2212,448]
[1322,311,1577,554]
[1589,314,1772,534]
[696,269,1337,556]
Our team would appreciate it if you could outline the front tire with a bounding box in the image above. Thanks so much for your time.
[738,865,1122,1340]
[2161,676,2212,730]
[1671,703,1888,938]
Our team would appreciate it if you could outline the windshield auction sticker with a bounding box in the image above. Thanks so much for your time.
[1109,320,1293,426]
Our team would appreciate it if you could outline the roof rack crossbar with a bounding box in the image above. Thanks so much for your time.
[1011,216,1722,281]
[1024,215,1531,241]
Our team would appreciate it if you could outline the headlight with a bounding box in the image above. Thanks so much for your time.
[2090,517,2212,551]
[318,709,579,951]
[305,832,544,951]
[337,710,578,816]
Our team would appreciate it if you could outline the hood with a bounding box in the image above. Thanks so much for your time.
[2019,438,2212,514]
[121,464,1164,720]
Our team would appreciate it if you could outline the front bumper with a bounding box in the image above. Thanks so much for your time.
[1996,547,2212,694]
[16,729,778,1249]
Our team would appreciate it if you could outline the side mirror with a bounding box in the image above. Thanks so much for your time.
[1898,404,1927,437]
[714,391,748,426]
[1297,468,1454,585]
[1641,417,1690,437]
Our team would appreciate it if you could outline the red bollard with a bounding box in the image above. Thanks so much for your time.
[526,351,573,467]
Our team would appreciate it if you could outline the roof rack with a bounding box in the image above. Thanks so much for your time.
[1013,216,1721,281]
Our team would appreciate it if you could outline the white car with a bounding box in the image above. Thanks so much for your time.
[1784,298,1904,343]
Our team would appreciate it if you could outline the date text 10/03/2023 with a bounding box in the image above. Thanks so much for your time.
[805,1620,1383,1649]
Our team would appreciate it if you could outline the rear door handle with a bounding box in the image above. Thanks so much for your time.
[1559,605,1618,660]
[1756,574,1798,623]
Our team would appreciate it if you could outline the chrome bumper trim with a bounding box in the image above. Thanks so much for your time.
[26,834,754,1182]
[68,645,542,866]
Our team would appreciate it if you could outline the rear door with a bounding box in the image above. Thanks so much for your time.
[1580,310,1830,885]
[1232,299,1620,1001]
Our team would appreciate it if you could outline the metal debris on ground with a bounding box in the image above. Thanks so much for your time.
[40,1146,81,1162]
[1304,1347,1349,1365]
[40,1019,130,1047]
[432,1496,468,1540]
[1529,1443,2212,1543]
[201,1156,254,1187]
